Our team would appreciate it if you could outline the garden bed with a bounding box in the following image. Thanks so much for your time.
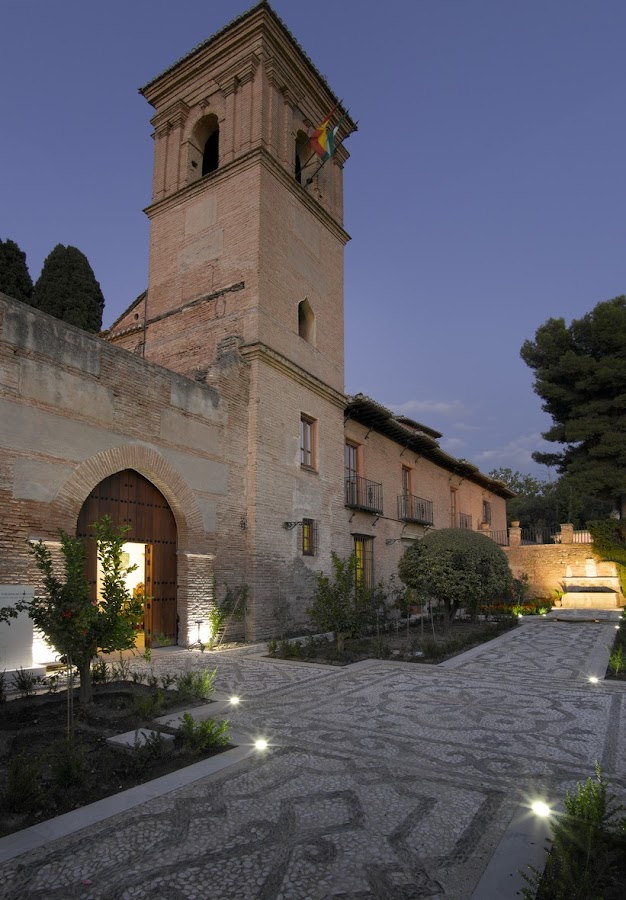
[268,617,518,665]
[0,679,231,838]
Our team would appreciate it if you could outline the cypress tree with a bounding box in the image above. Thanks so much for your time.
[0,238,33,302]
[31,244,105,332]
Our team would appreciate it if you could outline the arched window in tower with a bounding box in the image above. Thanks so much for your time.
[202,127,219,176]
[188,114,220,183]
[295,130,310,185]
[298,298,316,345]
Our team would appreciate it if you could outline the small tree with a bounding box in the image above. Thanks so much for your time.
[398,529,513,628]
[31,244,105,332]
[307,552,372,652]
[0,238,33,302]
[28,517,143,704]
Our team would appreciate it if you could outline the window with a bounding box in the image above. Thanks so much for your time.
[354,535,374,589]
[482,500,492,525]
[345,441,359,481]
[450,488,457,528]
[345,440,360,506]
[300,415,317,469]
[302,518,318,556]
[188,114,219,183]
[402,466,412,496]
[297,298,316,344]
[295,130,310,184]
[202,128,219,176]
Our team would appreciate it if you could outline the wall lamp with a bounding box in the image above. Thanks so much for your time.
[282,521,300,530]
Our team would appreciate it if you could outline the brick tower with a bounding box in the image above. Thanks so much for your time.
[107,1,356,636]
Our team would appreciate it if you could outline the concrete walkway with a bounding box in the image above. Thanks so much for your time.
[1,614,624,899]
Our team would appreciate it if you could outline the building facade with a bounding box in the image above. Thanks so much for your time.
[0,2,511,668]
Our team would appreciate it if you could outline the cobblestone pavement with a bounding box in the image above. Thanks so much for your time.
[1,619,624,899]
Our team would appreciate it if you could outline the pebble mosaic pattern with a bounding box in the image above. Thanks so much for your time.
[1,620,624,899]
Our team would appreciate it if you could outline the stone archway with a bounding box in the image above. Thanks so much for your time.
[48,445,214,647]
[77,469,178,647]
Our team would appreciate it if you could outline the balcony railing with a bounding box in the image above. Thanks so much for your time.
[345,476,383,514]
[397,493,433,525]
[459,513,472,530]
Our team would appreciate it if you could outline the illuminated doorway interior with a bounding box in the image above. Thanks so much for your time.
[96,541,146,649]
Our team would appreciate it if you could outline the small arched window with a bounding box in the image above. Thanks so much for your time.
[295,130,310,185]
[188,114,220,183]
[202,127,219,176]
[298,298,315,345]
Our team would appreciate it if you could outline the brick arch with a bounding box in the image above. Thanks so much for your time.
[49,445,206,552]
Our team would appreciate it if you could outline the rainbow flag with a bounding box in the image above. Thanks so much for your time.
[309,108,343,162]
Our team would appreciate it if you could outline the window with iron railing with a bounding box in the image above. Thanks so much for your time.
[459,513,472,530]
[354,535,374,589]
[397,493,433,525]
[301,518,318,556]
[345,474,383,513]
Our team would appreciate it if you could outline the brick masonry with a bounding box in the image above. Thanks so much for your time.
[0,4,512,658]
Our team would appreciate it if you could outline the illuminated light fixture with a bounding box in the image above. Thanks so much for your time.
[254,738,268,751]
[229,696,240,705]
[518,614,524,618]
[588,676,599,684]
[531,801,551,818]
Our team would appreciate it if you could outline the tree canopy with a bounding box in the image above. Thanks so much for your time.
[520,295,626,513]
[398,528,512,625]
[0,238,33,302]
[488,467,612,528]
[31,244,105,332]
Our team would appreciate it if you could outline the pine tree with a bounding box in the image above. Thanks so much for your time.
[31,244,105,332]
[521,295,626,513]
[0,238,33,302]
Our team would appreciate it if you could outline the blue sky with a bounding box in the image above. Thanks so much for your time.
[2,0,624,479]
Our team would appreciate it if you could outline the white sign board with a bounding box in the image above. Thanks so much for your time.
[0,585,35,670]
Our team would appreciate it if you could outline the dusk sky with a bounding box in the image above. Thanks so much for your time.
[2,0,624,480]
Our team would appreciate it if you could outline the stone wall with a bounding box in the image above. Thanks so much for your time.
[502,525,620,600]
[0,293,249,654]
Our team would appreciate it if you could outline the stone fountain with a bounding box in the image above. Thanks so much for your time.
[560,558,624,609]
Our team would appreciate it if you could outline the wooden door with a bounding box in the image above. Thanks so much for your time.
[76,469,178,646]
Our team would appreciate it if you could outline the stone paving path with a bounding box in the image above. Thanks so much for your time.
[1,616,624,899]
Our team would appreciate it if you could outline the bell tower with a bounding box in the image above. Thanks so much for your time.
[110,0,355,395]
[107,1,357,638]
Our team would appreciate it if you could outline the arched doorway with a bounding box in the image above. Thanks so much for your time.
[76,469,178,647]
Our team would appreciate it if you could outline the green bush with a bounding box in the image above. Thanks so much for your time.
[132,689,165,719]
[49,738,86,787]
[398,529,513,627]
[2,753,44,813]
[522,765,626,899]
[12,667,38,698]
[175,667,217,701]
[307,552,380,652]
[176,713,229,753]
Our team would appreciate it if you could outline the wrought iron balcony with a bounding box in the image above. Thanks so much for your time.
[345,476,383,514]
[397,493,433,525]
[459,513,472,530]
